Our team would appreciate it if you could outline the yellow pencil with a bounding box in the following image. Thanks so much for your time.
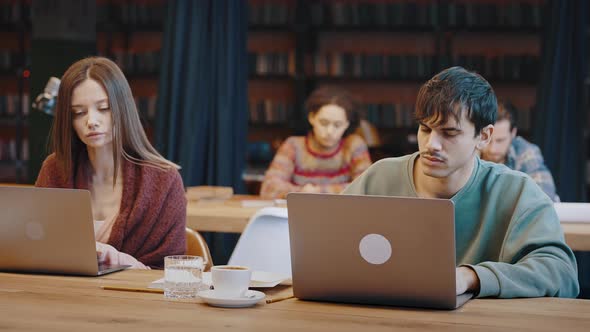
[265,294,294,304]
[101,285,164,294]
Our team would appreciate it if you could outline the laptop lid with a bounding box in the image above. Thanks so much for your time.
[0,186,128,276]
[287,193,467,310]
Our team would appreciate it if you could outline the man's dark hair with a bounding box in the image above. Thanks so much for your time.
[496,100,518,130]
[415,66,497,136]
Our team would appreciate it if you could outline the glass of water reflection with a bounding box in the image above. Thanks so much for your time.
[164,255,204,299]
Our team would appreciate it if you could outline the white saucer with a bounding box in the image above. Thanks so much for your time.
[198,290,265,308]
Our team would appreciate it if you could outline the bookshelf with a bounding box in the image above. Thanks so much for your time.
[0,0,30,183]
[96,0,164,141]
[246,0,545,172]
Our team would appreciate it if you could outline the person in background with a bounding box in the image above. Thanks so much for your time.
[344,67,579,299]
[260,87,372,199]
[480,101,559,201]
[35,57,186,269]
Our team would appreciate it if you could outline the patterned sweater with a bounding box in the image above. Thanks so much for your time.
[260,134,371,199]
[35,152,187,269]
[505,136,559,202]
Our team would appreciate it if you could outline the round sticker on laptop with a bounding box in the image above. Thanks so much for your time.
[359,233,392,265]
[25,222,45,240]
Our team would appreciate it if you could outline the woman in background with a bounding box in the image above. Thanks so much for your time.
[35,57,186,269]
[260,87,372,199]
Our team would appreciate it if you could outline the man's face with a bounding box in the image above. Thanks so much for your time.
[480,119,516,164]
[417,109,491,180]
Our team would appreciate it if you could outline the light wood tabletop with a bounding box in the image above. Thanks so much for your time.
[0,270,589,331]
[562,223,590,251]
[186,195,282,233]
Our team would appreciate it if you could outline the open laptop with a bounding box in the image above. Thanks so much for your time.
[287,193,472,310]
[0,186,129,276]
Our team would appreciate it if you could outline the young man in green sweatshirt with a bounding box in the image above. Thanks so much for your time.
[343,67,579,298]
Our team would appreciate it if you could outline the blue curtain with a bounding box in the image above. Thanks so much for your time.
[534,0,588,202]
[156,0,248,264]
[535,0,590,300]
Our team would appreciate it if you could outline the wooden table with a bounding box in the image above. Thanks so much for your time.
[562,223,590,251]
[186,195,279,233]
[1,270,589,331]
[187,196,590,251]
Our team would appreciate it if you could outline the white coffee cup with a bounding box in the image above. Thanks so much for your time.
[211,265,252,298]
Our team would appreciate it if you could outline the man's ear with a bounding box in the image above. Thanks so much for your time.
[476,124,494,150]
[511,127,517,139]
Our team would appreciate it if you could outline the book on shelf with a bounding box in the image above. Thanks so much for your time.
[441,1,542,29]
[100,51,161,76]
[360,103,417,129]
[249,1,293,26]
[0,51,30,72]
[97,1,164,27]
[0,1,30,25]
[313,53,435,80]
[0,137,28,161]
[248,99,293,125]
[0,94,30,117]
[307,1,541,29]
[249,52,295,76]
[455,55,539,82]
[310,1,437,27]
[134,96,158,122]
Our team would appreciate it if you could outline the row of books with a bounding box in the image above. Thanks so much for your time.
[249,2,293,26]
[360,103,417,128]
[0,137,28,161]
[248,101,417,129]
[249,100,294,125]
[105,51,161,75]
[454,55,539,82]
[0,2,29,25]
[0,94,30,116]
[248,52,295,76]
[312,53,436,80]
[247,100,532,130]
[247,1,542,29]
[310,1,435,27]
[134,96,158,121]
[0,51,30,71]
[310,1,542,28]
[97,2,165,27]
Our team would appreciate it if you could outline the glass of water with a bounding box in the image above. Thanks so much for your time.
[164,255,204,299]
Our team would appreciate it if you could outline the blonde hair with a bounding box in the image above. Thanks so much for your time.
[50,56,179,184]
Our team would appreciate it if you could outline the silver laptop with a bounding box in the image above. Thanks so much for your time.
[0,186,129,276]
[287,193,472,310]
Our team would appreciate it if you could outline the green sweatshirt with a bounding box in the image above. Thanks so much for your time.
[343,152,579,298]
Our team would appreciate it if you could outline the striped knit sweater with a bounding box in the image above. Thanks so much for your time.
[260,134,372,199]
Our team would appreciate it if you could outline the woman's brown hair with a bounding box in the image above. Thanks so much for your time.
[50,56,179,184]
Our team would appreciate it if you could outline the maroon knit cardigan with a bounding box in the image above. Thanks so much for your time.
[35,153,187,268]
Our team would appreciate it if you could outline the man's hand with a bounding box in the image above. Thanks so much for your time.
[456,266,480,295]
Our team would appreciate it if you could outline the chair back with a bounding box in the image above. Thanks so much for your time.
[228,207,291,277]
[185,228,213,272]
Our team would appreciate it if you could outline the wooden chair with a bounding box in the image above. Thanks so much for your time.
[185,228,213,272]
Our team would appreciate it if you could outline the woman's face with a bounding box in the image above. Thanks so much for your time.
[308,104,350,149]
[70,79,114,150]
